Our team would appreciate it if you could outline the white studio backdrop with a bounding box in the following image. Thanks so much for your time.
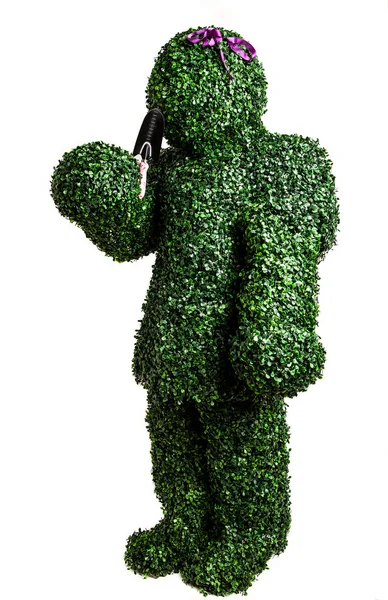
[0,1,387,599]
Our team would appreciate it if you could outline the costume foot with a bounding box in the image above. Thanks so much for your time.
[180,530,278,596]
[124,517,181,578]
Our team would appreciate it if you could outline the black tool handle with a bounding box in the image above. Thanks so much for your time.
[133,108,165,161]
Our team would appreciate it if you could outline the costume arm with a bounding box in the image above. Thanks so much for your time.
[50,141,164,262]
[229,139,340,400]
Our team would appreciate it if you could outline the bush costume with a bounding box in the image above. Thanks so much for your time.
[51,25,340,597]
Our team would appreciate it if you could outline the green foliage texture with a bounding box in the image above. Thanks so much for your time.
[50,25,340,597]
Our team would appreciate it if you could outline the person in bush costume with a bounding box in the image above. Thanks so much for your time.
[51,25,340,597]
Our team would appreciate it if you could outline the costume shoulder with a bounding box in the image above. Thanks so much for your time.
[247,131,340,260]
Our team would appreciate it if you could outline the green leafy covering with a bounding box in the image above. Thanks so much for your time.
[50,24,339,597]
[51,141,160,262]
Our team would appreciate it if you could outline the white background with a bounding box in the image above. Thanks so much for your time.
[1,1,387,599]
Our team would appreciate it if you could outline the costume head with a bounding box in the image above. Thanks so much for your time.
[145,26,268,153]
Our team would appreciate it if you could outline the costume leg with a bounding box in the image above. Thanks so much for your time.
[124,384,213,578]
[180,393,291,596]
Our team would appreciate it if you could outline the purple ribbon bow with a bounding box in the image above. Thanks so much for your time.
[187,27,257,80]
